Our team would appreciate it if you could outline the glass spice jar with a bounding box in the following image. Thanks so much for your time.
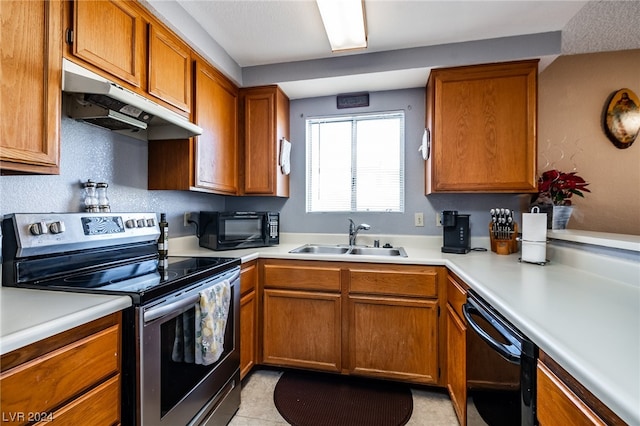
[96,182,110,212]
[83,180,99,212]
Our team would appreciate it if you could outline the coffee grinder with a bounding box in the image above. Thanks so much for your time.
[441,210,471,254]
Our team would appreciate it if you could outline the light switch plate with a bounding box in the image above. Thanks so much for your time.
[415,212,424,227]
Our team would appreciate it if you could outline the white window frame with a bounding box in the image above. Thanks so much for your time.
[305,111,405,213]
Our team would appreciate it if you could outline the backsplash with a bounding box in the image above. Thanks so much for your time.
[0,115,225,237]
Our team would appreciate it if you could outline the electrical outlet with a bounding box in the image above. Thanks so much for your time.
[414,212,424,227]
[436,212,442,227]
[183,212,191,227]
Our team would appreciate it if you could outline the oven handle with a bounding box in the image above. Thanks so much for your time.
[143,269,239,323]
[463,296,522,364]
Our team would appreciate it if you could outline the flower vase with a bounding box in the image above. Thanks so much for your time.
[552,205,574,230]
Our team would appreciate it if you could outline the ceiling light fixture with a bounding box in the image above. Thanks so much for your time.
[316,0,367,52]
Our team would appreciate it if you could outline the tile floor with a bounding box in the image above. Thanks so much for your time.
[229,369,488,425]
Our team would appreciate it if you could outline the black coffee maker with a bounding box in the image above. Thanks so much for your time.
[441,210,470,254]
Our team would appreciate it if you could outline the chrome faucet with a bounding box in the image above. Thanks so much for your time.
[348,219,371,246]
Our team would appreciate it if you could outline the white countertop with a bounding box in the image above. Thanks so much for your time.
[0,287,131,355]
[172,232,640,425]
[1,231,637,424]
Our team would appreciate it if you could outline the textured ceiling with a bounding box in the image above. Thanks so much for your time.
[151,0,639,98]
[176,0,587,67]
[561,1,640,54]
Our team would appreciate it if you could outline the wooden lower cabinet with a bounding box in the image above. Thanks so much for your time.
[262,288,342,372]
[446,274,467,425]
[0,312,122,426]
[537,352,624,426]
[240,260,258,379]
[348,295,438,384]
[259,260,444,385]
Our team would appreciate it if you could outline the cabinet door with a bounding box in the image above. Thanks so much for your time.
[447,304,467,425]
[426,60,538,193]
[262,289,341,372]
[240,86,290,196]
[193,59,238,194]
[348,295,439,384]
[537,362,606,426]
[1,0,62,174]
[240,261,257,379]
[242,89,275,194]
[72,0,144,87]
[240,291,256,379]
[148,23,191,113]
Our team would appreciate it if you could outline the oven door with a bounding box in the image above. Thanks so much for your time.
[463,290,537,426]
[137,267,241,426]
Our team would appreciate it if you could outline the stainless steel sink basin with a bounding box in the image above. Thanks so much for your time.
[288,244,350,255]
[289,244,407,257]
[348,247,408,257]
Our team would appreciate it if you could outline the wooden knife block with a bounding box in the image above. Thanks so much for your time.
[489,222,519,255]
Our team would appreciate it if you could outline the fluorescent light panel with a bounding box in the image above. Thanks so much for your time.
[316,0,367,51]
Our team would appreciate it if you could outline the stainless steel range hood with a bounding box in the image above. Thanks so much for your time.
[62,59,202,141]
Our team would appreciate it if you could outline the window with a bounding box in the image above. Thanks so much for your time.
[306,111,405,213]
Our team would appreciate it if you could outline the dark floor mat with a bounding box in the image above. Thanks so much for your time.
[471,389,521,426]
[273,370,413,426]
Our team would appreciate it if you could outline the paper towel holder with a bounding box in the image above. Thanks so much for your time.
[518,206,550,265]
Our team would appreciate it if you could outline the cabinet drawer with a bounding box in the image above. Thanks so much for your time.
[0,325,120,420]
[34,375,120,426]
[240,260,258,295]
[263,262,341,291]
[447,274,467,318]
[349,266,439,298]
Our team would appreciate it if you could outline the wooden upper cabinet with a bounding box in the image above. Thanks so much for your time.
[71,0,145,88]
[148,23,191,114]
[193,59,238,194]
[148,57,238,195]
[425,60,538,194]
[1,0,62,174]
[239,86,290,197]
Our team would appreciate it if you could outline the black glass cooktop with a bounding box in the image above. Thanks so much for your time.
[25,256,240,305]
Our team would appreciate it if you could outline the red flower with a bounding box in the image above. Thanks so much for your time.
[538,169,590,206]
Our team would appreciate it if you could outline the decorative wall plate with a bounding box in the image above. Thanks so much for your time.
[604,88,640,149]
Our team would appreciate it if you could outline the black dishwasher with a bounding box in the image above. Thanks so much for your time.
[463,289,538,426]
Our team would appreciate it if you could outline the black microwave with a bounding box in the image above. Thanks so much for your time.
[198,211,279,250]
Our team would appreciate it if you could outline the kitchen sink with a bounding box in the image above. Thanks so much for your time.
[289,244,407,257]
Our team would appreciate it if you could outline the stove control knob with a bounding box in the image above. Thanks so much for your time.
[125,219,137,228]
[49,221,66,234]
[146,218,156,227]
[29,221,49,235]
[137,219,146,228]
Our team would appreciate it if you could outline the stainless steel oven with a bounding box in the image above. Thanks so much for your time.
[139,266,240,425]
[463,289,537,426]
[2,213,242,426]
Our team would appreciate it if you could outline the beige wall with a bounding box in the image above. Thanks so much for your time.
[538,49,640,235]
